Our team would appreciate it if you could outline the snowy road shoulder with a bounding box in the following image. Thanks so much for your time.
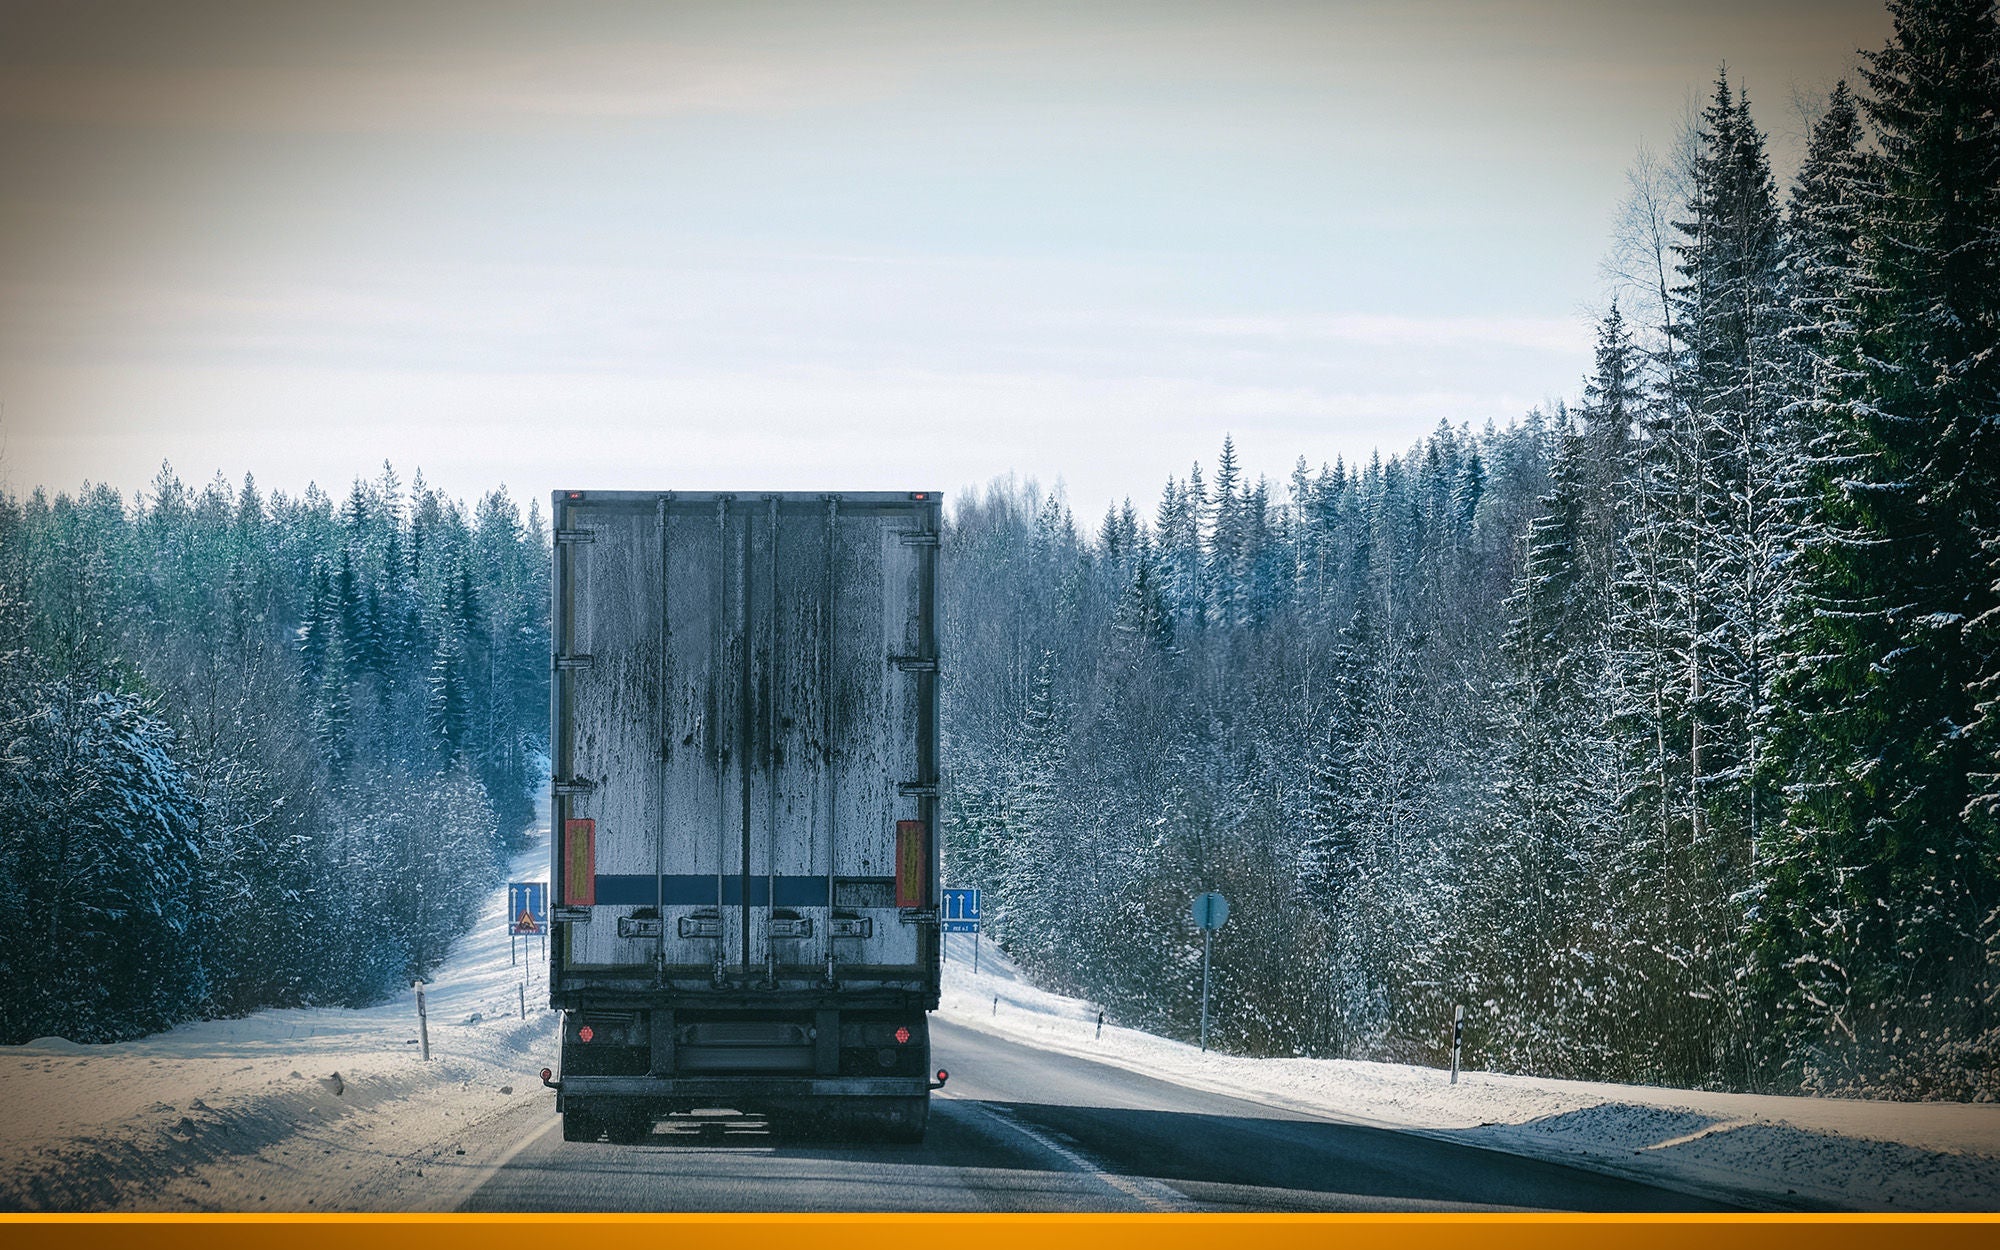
[0,839,560,1212]
[936,941,2000,1212]
[7,866,1999,1213]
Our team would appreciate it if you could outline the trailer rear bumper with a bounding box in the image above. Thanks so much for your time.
[557,1075,930,1102]
[557,1073,934,1141]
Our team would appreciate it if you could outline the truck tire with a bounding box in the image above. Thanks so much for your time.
[561,1111,607,1142]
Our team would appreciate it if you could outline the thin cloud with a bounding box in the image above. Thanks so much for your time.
[1063,311,1589,356]
[0,43,909,134]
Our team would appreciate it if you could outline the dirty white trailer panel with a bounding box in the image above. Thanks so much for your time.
[546,490,942,1143]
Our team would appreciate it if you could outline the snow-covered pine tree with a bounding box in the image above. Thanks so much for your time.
[1772,0,2000,1097]
[1578,306,1643,600]
[1598,69,1792,1085]
[1744,79,1872,1086]
[0,660,202,1043]
[1207,437,1243,630]
[1474,420,1626,1076]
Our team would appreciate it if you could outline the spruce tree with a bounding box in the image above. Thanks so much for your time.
[1780,81,1866,402]
[1578,305,1643,600]
[1208,437,1243,628]
[1773,0,2000,1095]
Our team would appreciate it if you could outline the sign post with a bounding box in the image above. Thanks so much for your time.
[1191,891,1228,1052]
[1451,1004,1464,1084]
[942,887,981,973]
[508,882,547,1018]
[413,980,430,1062]
[508,881,548,967]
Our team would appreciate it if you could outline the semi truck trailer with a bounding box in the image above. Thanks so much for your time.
[543,490,943,1142]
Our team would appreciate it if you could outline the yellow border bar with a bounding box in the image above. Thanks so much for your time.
[3,1214,1998,1250]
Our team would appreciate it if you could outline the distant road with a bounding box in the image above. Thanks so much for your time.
[460,1018,1745,1212]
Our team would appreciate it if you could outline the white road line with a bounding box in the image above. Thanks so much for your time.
[450,1111,560,1209]
[957,1099,1195,1212]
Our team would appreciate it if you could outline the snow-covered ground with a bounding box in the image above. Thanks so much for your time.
[935,933,2000,1212]
[3,861,1998,1212]
[0,835,563,1211]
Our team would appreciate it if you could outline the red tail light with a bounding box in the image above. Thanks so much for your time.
[894,1026,911,1045]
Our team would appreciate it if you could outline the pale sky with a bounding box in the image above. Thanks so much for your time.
[0,1,1889,518]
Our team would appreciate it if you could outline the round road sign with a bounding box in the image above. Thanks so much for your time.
[1192,891,1229,930]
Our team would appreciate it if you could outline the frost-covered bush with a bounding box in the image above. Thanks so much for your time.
[0,656,202,1043]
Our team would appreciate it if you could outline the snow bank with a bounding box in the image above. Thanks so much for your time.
[0,835,561,1211]
[936,939,2000,1212]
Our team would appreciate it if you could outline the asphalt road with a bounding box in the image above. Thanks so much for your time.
[460,1018,1745,1213]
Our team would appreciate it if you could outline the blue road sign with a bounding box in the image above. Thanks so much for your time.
[508,881,548,936]
[1192,891,1229,931]
[942,887,981,933]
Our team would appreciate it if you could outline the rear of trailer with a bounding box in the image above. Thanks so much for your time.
[546,490,942,1142]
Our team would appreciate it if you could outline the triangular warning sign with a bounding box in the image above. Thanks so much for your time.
[517,910,539,933]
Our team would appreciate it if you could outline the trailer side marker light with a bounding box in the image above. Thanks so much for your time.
[933,1069,949,1088]
[540,1068,552,1082]
[578,1025,594,1043]
[566,491,584,499]
[894,1026,911,1045]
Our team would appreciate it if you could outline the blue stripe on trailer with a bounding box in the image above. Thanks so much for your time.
[591,875,836,907]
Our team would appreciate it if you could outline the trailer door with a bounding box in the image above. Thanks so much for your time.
[557,493,937,984]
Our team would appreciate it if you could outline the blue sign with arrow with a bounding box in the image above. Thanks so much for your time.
[508,881,548,936]
[942,887,981,933]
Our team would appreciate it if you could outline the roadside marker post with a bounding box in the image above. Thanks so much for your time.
[413,980,430,1062]
[1192,891,1229,1052]
[1450,1004,1464,1084]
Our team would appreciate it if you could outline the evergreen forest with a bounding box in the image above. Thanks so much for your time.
[3,0,1998,1099]
[944,0,2000,1098]
[0,466,550,1042]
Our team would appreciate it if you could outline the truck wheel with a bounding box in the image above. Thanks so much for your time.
[561,1111,607,1142]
